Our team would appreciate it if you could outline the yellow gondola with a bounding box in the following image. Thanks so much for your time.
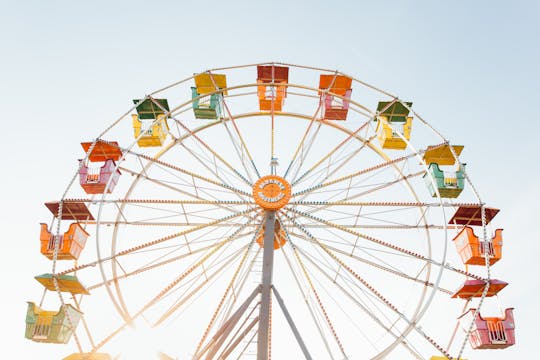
[25,302,82,344]
[375,101,413,149]
[132,98,169,147]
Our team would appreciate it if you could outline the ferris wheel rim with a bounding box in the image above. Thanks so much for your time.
[43,62,495,359]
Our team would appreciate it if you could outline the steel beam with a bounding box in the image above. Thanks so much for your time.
[272,285,312,360]
[257,211,276,360]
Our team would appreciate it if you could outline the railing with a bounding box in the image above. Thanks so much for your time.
[390,122,405,136]
[330,96,342,108]
[47,234,63,252]
[32,315,53,340]
[479,241,495,257]
[198,98,212,108]
[86,166,101,183]
[265,87,276,99]
[443,171,458,187]
[487,320,507,344]
[140,120,154,135]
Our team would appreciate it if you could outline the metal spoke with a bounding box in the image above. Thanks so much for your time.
[194,223,262,355]
[148,95,254,186]
[291,100,398,188]
[283,208,486,281]
[290,231,453,295]
[283,102,323,180]
[289,200,481,208]
[293,132,375,192]
[91,216,255,352]
[126,147,251,198]
[292,143,445,198]
[153,243,252,327]
[294,170,426,216]
[289,241,347,358]
[58,208,256,276]
[283,211,454,358]
[280,241,337,360]
[118,166,239,214]
[296,246,424,359]
[86,235,253,291]
[292,121,371,188]
[207,71,261,180]
[171,128,253,196]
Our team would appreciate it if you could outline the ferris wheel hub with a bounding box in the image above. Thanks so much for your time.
[252,175,291,210]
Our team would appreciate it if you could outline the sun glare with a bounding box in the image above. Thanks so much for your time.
[111,319,176,360]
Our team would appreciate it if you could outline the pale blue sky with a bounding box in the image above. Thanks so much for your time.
[1,1,538,358]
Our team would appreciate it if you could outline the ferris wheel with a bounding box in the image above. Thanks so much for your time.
[26,62,516,360]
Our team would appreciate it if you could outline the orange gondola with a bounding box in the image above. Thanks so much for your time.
[257,65,289,111]
[318,74,352,120]
[39,223,89,260]
[453,226,503,265]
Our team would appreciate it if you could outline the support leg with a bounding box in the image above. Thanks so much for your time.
[257,211,276,360]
